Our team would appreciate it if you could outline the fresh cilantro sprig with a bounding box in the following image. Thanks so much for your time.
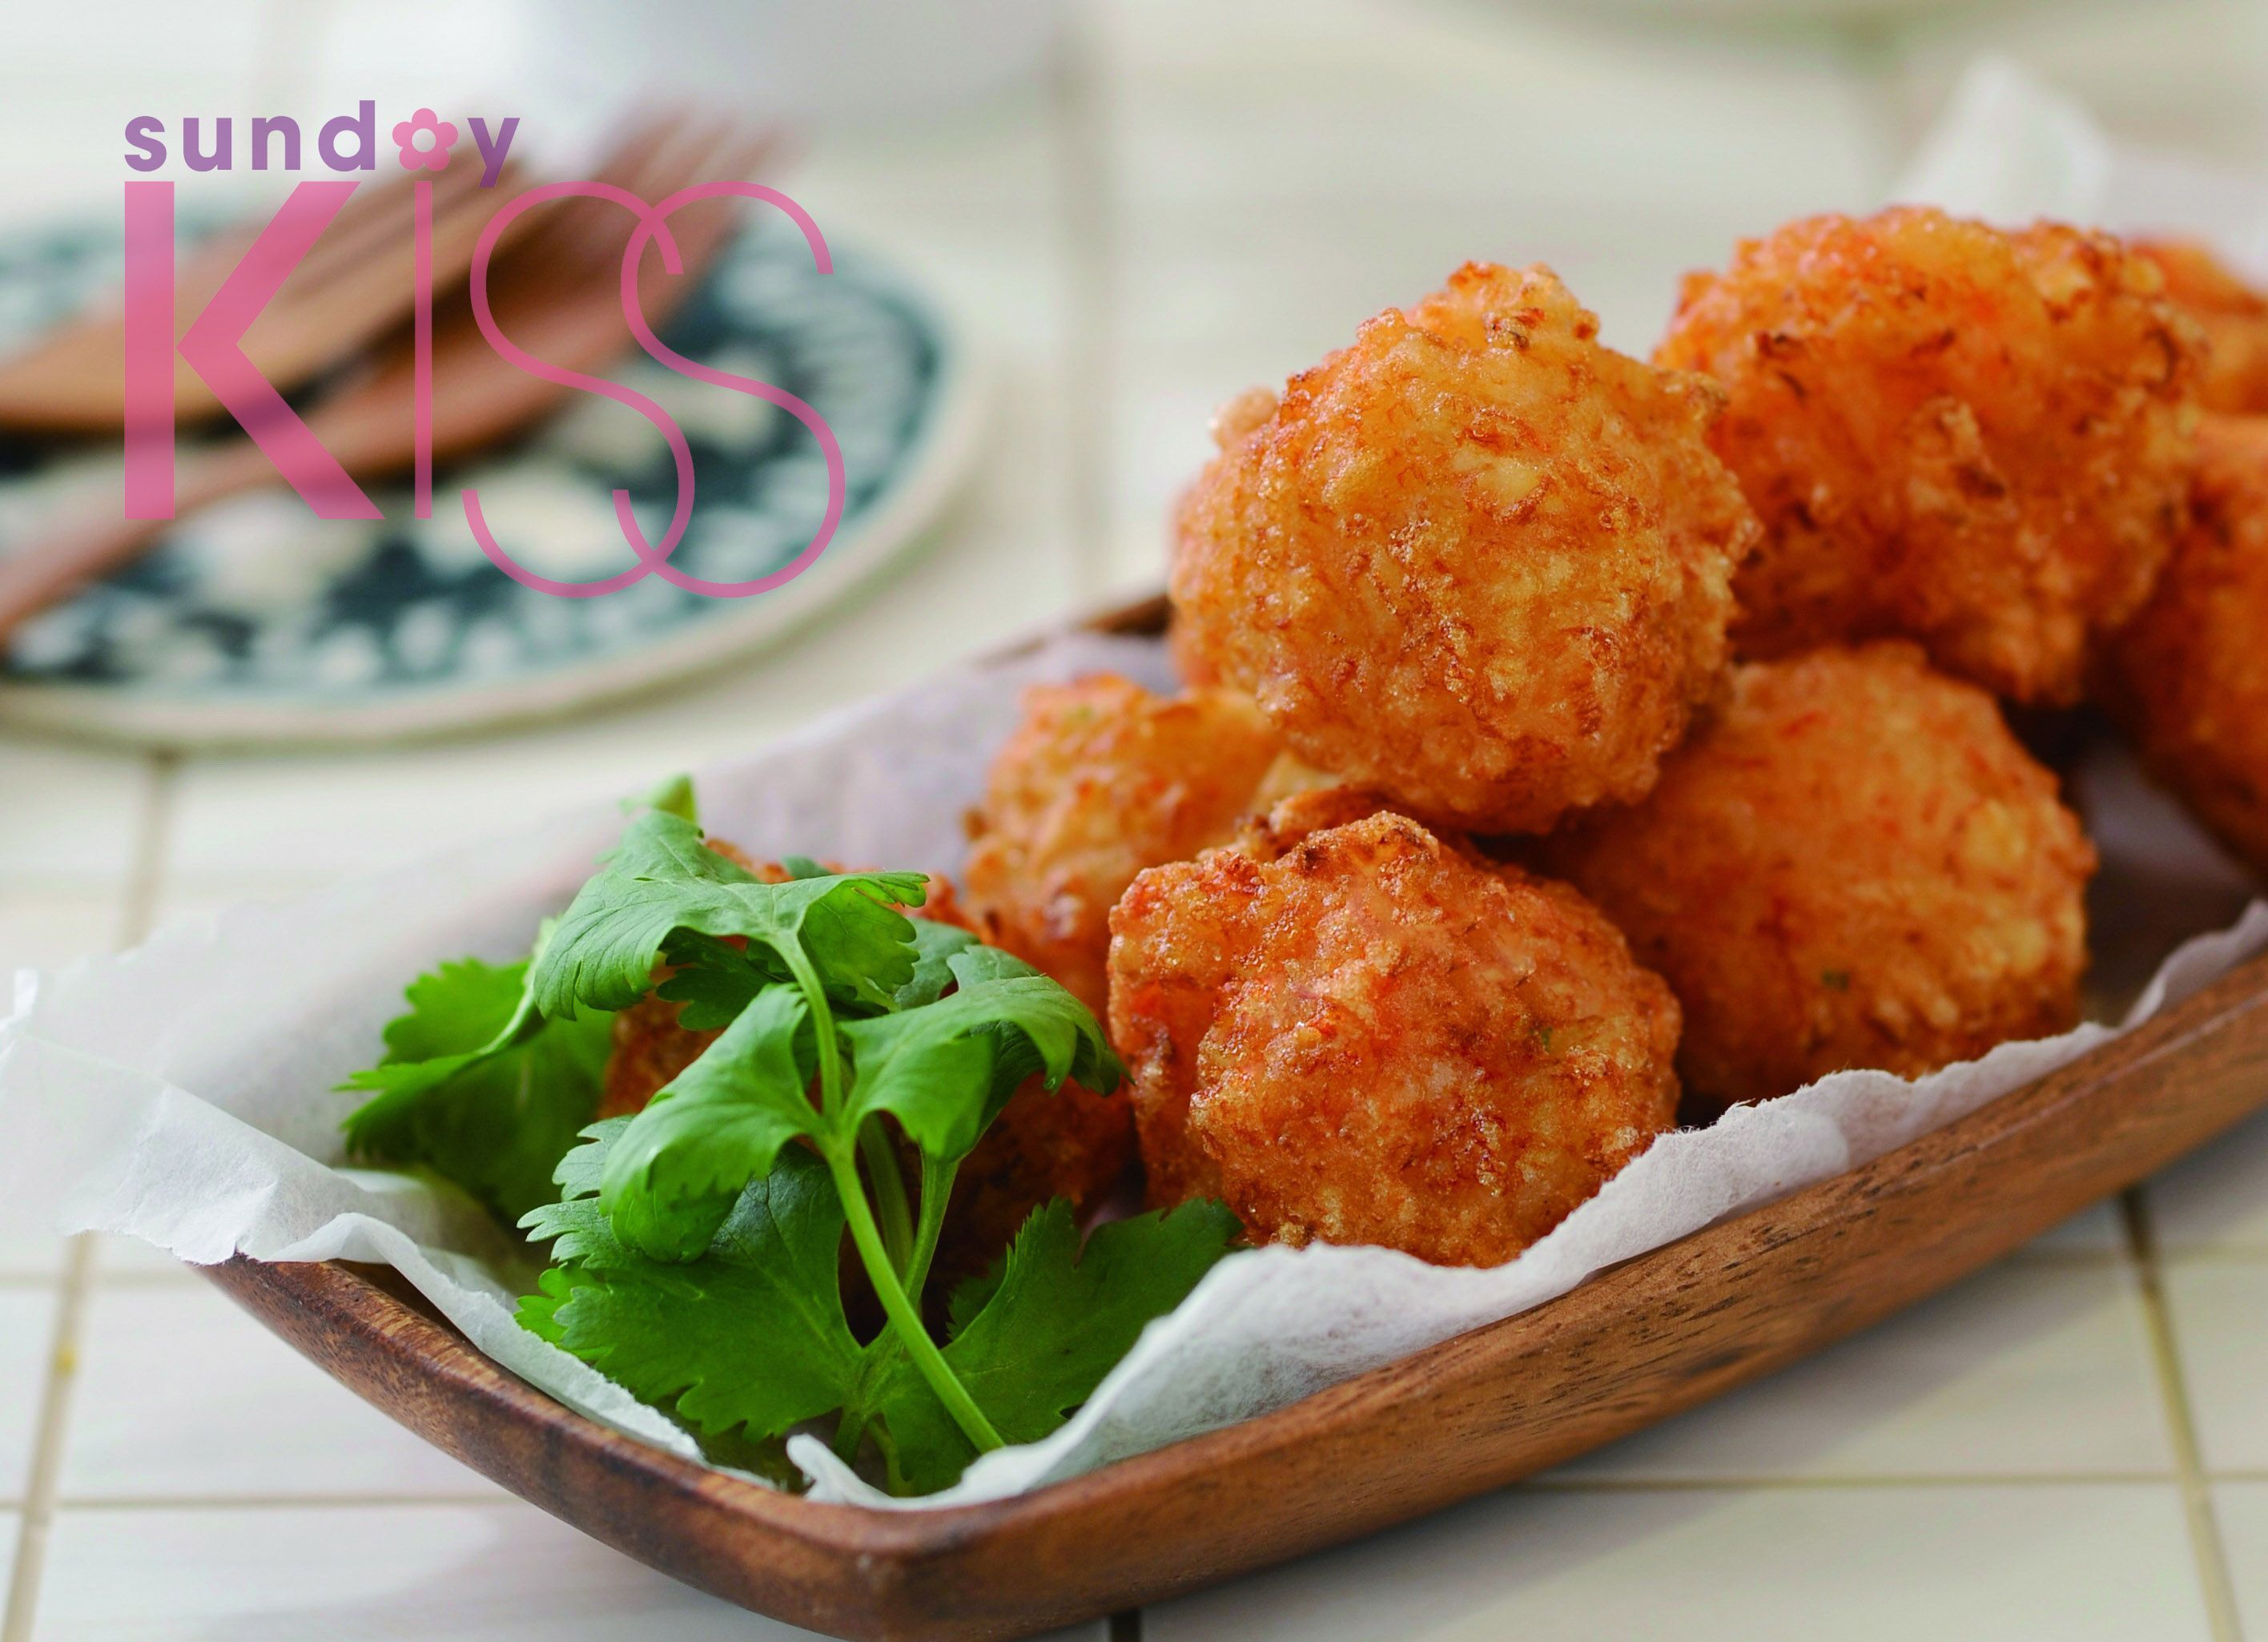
[527,806,927,1021]
[344,777,1242,1495]
[520,795,1129,1461]
[522,1121,1238,1494]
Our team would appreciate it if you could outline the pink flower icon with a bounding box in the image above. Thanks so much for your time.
[391,108,457,172]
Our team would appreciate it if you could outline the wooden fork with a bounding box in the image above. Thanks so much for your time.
[0,118,778,642]
[0,163,501,433]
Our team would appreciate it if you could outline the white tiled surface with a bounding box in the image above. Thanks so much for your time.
[1554,1256,2172,1483]
[0,748,145,891]
[0,1296,50,1506]
[2162,1260,2268,1475]
[2222,1486,2268,1642]
[0,892,125,1276]
[58,1285,506,1503]
[4,0,2268,1638]
[1144,1482,2216,1642]
[29,1504,1112,1642]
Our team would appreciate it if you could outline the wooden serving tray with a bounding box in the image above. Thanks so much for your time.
[202,596,2268,1641]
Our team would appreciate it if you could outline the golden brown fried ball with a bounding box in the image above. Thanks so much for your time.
[961,674,1291,1016]
[2101,416,2268,875]
[1108,799,1681,1267]
[1657,208,2201,705]
[597,991,710,1122]
[2136,240,2268,414]
[1542,642,2096,1114]
[1100,787,1398,1206]
[599,849,1132,1283]
[1170,261,1759,835]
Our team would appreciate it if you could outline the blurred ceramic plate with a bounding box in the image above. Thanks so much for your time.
[0,216,985,747]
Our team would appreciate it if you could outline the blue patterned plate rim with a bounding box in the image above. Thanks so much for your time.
[0,215,987,747]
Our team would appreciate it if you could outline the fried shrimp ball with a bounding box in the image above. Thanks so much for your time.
[1657,208,2202,704]
[1542,642,2096,1114]
[1170,262,1759,835]
[2101,417,2268,874]
[2135,240,2268,414]
[1108,799,1681,1266]
[598,849,1133,1282]
[960,674,1293,1016]
[1101,787,1398,1205]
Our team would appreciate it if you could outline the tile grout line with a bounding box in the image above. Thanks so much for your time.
[117,753,179,954]
[1053,0,1116,605]
[2121,1189,2243,1642]
[1,1238,91,1642]
[1,753,176,1642]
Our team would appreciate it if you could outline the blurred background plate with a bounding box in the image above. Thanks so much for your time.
[0,215,986,747]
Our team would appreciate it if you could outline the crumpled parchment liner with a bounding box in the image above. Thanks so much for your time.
[6,63,2266,1510]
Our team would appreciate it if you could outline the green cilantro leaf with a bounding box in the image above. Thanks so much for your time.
[631,772,699,823]
[381,776,1242,1496]
[530,808,926,1019]
[945,1200,1238,1438]
[852,1199,1240,1493]
[895,916,980,1012]
[544,1117,613,1208]
[658,913,977,1030]
[652,928,786,1032]
[340,956,612,1225]
[838,946,1123,1162]
[533,1120,707,1266]
[597,987,820,1260]
[520,1131,862,1446]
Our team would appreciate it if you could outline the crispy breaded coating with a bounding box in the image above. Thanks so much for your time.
[1097,785,1403,1206]
[961,675,1288,1016]
[1170,262,1758,835]
[1543,642,2096,1114]
[2136,240,2268,414]
[598,989,713,1121]
[1108,803,1680,1266]
[1657,208,2202,704]
[598,849,1132,1282]
[2101,416,2268,874]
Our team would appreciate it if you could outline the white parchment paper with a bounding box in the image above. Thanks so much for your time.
[3,63,2264,1511]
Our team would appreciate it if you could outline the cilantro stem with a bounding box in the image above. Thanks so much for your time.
[824,1139,1003,1456]
[857,1119,915,1275]
[904,1152,959,1302]
[776,936,913,1274]
[775,914,997,1455]
[777,945,843,1117]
